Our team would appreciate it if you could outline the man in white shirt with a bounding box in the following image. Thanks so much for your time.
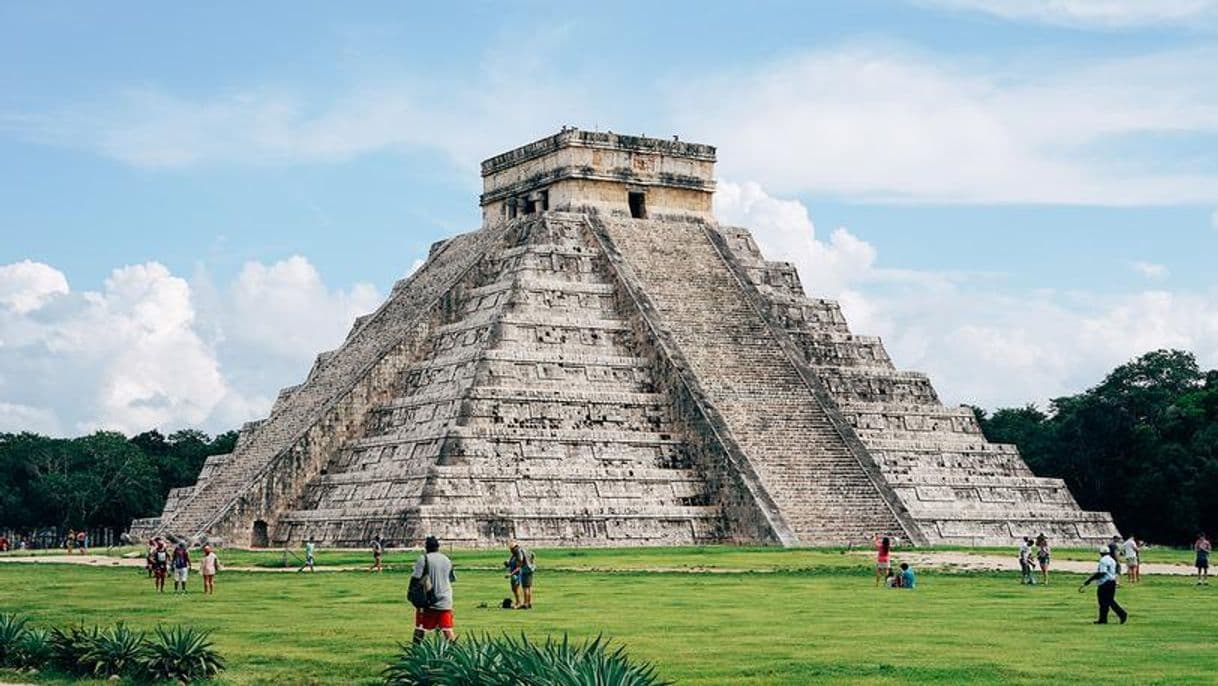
[1079,546,1128,625]
[1018,538,1035,585]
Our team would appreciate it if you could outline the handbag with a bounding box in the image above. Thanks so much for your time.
[407,554,435,609]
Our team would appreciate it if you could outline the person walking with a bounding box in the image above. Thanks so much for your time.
[200,545,219,595]
[371,535,384,574]
[410,536,456,644]
[151,539,169,593]
[1018,537,1036,585]
[874,535,891,587]
[171,541,191,594]
[1079,546,1127,625]
[1194,532,1211,585]
[1122,535,1140,585]
[299,538,316,573]
[507,540,535,609]
[1035,533,1052,585]
[65,529,75,555]
[76,530,87,556]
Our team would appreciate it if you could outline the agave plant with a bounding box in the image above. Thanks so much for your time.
[139,624,224,682]
[48,625,101,676]
[80,623,146,677]
[16,627,53,669]
[0,612,30,667]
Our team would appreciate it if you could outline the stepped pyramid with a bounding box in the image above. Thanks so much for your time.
[131,129,1117,547]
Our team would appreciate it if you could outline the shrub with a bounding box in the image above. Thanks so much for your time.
[139,624,224,682]
[383,633,668,686]
[0,612,29,667]
[16,627,52,669]
[48,625,101,676]
[80,623,145,678]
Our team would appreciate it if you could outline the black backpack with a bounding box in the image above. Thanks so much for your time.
[407,554,436,609]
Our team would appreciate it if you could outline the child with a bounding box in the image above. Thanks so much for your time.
[899,562,917,589]
[201,545,219,595]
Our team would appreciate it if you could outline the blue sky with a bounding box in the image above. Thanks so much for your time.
[2,1,1217,436]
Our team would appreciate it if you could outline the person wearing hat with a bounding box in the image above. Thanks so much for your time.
[1079,545,1127,625]
[507,540,535,609]
[411,536,456,643]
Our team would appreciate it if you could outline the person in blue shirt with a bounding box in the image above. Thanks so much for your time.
[1079,546,1128,624]
[898,562,916,589]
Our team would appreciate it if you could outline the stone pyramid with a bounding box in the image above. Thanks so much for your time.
[132,129,1117,547]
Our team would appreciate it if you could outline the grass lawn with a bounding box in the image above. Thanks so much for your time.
[1,549,1214,685]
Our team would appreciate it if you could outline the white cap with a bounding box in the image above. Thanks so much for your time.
[1099,545,1110,555]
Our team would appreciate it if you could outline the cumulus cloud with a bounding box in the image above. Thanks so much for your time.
[1131,261,1169,280]
[716,182,1218,409]
[675,46,1218,205]
[917,0,1218,28]
[0,256,380,436]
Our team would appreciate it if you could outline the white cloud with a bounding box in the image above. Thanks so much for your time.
[0,256,381,436]
[1131,261,1169,280]
[675,47,1218,205]
[717,182,1218,409]
[917,0,1218,28]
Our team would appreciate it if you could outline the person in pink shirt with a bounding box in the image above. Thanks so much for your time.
[874,535,892,587]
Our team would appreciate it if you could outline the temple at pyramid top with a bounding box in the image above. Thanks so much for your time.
[480,128,717,223]
[132,127,1117,549]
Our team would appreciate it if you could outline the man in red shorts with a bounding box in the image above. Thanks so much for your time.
[411,536,456,643]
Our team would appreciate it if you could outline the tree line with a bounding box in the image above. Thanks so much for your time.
[0,429,235,535]
[973,349,1218,545]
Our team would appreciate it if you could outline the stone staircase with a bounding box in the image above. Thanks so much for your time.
[593,215,915,545]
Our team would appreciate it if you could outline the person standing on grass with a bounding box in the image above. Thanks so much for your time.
[200,544,219,595]
[411,536,456,644]
[76,530,87,555]
[1079,546,1127,624]
[1195,532,1211,585]
[507,540,535,609]
[1035,533,1052,585]
[151,539,169,593]
[1018,537,1035,585]
[299,538,316,573]
[1122,535,1140,585]
[371,535,384,573]
[874,535,891,587]
[1109,535,1123,579]
[65,529,75,555]
[171,541,191,594]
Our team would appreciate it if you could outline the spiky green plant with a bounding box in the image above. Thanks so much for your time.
[48,625,101,675]
[16,627,52,669]
[0,612,30,667]
[382,633,668,686]
[80,623,146,677]
[139,624,224,682]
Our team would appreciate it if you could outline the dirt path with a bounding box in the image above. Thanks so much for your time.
[0,551,1199,576]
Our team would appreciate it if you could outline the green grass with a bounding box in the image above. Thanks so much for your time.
[1,548,1215,685]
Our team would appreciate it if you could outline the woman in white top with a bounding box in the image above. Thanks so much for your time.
[1122,536,1140,584]
[200,545,219,595]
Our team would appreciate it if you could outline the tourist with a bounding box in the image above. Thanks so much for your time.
[874,535,892,587]
[145,538,157,577]
[1035,533,1052,585]
[1079,546,1127,624]
[1018,537,1035,585]
[371,535,384,573]
[151,539,169,593]
[65,529,75,555]
[0,535,9,552]
[898,562,916,589]
[1122,535,1140,585]
[1194,532,1211,585]
[507,540,535,609]
[170,541,191,593]
[299,538,316,573]
[1109,535,1123,579]
[76,530,87,555]
[201,544,219,595]
[411,536,456,644]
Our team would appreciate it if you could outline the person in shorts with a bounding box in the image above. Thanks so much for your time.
[371,535,384,574]
[171,541,191,593]
[1035,533,1052,585]
[874,535,891,587]
[76,530,87,555]
[151,539,169,593]
[1122,535,1140,585]
[200,545,219,595]
[507,540,535,609]
[1195,532,1211,585]
[411,536,456,643]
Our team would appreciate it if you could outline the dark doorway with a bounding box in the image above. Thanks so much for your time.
[252,520,269,548]
[628,191,647,219]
